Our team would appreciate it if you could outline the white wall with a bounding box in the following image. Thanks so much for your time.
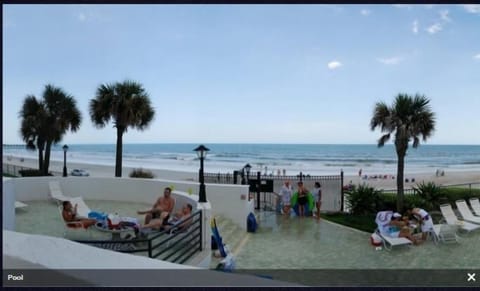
[2,178,15,230]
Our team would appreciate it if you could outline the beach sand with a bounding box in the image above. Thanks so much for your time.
[3,156,480,190]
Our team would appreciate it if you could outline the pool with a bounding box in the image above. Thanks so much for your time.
[14,200,151,240]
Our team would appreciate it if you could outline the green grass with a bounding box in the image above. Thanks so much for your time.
[320,213,376,233]
[2,173,17,177]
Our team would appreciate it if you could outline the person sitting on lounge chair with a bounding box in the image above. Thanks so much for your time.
[62,201,96,228]
[137,187,175,225]
[379,212,419,245]
[410,208,434,242]
[140,203,193,231]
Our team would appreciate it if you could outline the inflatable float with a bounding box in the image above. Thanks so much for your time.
[290,191,315,216]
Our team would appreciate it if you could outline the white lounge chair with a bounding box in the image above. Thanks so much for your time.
[15,201,28,210]
[469,198,480,216]
[430,224,459,244]
[455,200,480,225]
[374,211,413,251]
[439,204,480,233]
[375,229,413,251]
[49,180,72,202]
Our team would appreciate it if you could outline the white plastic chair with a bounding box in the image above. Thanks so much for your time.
[469,198,480,216]
[439,204,480,233]
[430,224,459,244]
[455,200,480,224]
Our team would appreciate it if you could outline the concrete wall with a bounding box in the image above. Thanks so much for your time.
[2,178,15,231]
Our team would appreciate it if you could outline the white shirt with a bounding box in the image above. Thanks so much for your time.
[312,187,322,201]
[279,185,293,205]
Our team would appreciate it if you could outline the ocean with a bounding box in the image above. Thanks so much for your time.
[3,144,480,176]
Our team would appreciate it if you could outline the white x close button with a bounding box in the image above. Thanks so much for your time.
[467,273,476,282]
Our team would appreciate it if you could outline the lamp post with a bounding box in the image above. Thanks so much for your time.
[194,144,210,203]
[62,144,69,177]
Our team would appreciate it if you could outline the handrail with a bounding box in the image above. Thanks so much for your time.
[74,209,203,264]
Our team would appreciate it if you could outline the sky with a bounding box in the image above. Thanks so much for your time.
[3,4,480,145]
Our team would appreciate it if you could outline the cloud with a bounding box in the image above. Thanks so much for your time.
[360,9,371,16]
[463,4,480,14]
[474,53,480,60]
[439,10,451,22]
[412,20,419,34]
[78,13,87,22]
[377,57,402,65]
[327,61,342,70]
[76,10,110,23]
[392,4,413,9]
[426,23,442,34]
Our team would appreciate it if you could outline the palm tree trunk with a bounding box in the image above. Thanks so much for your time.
[115,127,124,177]
[43,140,53,175]
[396,153,405,212]
[38,148,44,171]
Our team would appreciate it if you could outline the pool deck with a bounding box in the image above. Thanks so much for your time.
[235,211,480,269]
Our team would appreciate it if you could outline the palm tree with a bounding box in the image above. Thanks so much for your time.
[18,84,82,175]
[19,95,47,170]
[89,80,155,177]
[41,85,82,175]
[370,94,435,212]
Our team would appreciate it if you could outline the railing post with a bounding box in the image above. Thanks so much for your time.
[340,170,344,212]
[148,240,152,258]
[256,171,261,210]
[198,210,203,252]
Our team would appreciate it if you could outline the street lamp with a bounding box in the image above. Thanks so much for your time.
[194,144,210,203]
[62,144,69,177]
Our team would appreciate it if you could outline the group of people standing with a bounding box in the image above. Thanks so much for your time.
[277,180,323,219]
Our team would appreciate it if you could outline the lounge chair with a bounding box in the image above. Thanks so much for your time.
[49,180,73,202]
[430,224,459,244]
[375,229,413,251]
[15,201,28,210]
[469,198,480,216]
[439,204,480,233]
[455,200,480,225]
[374,211,413,251]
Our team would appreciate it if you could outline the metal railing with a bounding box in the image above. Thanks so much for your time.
[2,163,62,177]
[75,210,202,265]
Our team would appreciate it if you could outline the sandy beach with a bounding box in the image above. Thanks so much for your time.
[3,155,480,190]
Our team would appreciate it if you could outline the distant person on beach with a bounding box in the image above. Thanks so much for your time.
[359,168,362,177]
[282,169,286,176]
[296,181,309,217]
[312,182,322,220]
[279,180,293,216]
[137,187,175,225]
[61,201,96,228]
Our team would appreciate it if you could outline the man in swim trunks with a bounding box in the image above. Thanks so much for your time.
[137,187,175,225]
[140,203,193,231]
